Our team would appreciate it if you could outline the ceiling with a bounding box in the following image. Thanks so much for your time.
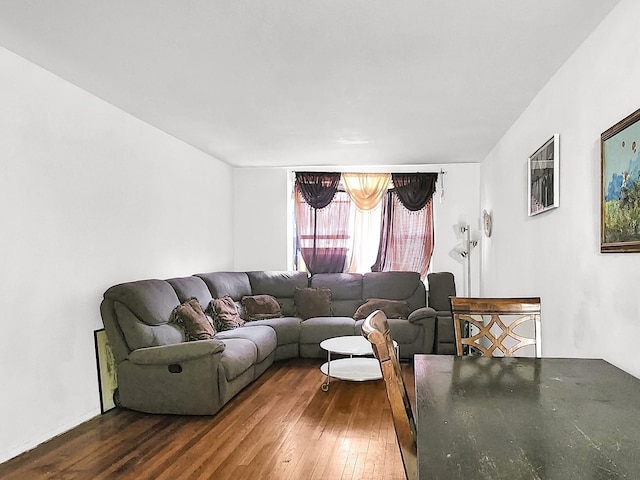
[0,1,620,168]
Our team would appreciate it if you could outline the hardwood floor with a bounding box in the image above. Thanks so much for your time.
[0,359,414,479]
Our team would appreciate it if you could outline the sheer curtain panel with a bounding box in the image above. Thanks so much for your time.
[372,173,437,277]
[342,173,390,273]
[294,173,352,274]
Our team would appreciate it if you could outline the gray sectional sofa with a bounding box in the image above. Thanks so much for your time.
[100,270,439,415]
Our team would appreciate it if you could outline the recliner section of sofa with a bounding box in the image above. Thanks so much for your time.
[100,270,441,416]
[101,278,233,415]
[427,271,457,355]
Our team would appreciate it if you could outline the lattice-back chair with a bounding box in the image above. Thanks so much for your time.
[362,310,417,480]
[450,297,542,357]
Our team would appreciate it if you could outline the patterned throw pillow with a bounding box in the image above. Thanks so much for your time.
[294,287,332,320]
[353,298,410,320]
[207,296,245,331]
[170,297,216,341]
[241,295,282,320]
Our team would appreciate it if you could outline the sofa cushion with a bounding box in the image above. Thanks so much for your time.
[247,270,309,296]
[310,273,363,316]
[114,302,185,350]
[299,317,355,344]
[216,325,277,363]
[247,271,309,316]
[167,276,213,307]
[310,273,362,299]
[244,317,302,346]
[197,272,252,300]
[104,279,179,326]
[242,294,282,320]
[218,338,257,380]
[362,271,426,312]
[170,298,215,341]
[294,287,332,320]
[207,296,245,331]
[353,298,410,320]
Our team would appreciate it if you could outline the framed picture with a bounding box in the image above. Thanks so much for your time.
[601,108,640,252]
[94,329,118,413]
[528,134,559,216]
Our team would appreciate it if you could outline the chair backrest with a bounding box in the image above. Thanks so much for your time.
[362,310,417,480]
[450,297,542,357]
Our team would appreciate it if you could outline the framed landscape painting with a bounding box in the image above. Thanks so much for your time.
[601,108,640,252]
[528,134,559,216]
[94,329,118,413]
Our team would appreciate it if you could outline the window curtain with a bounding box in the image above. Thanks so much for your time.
[295,172,341,208]
[392,173,438,211]
[294,173,352,274]
[342,173,390,273]
[342,173,391,210]
[372,182,435,277]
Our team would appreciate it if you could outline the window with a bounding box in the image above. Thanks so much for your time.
[291,172,438,277]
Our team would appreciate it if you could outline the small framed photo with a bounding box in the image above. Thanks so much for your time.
[528,134,560,216]
[601,108,640,252]
[94,329,118,413]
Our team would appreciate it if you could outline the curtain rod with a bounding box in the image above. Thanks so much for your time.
[291,169,447,175]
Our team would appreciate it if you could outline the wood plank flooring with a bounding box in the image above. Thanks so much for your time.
[0,359,414,479]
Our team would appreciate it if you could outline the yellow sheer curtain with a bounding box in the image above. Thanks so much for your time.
[342,173,391,211]
[342,173,390,273]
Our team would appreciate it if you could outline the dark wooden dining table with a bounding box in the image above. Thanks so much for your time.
[414,354,640,479]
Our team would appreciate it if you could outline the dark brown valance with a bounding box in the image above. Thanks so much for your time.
[391,173,438,211]
[295,172,341,209]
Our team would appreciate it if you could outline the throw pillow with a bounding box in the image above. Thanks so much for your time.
[353,298,410,320]
[170,297,216,341]
[294,287,332,320]
[207,296,245,331]
[241,295,282,320]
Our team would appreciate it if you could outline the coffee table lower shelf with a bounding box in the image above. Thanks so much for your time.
[320,357,382,391]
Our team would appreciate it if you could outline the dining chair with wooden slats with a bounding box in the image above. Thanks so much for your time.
[362,310,417,480]
[450,297,542,357]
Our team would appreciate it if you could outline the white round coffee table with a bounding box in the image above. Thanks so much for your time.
[319,335,397,392]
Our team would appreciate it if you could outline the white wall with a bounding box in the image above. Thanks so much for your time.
[233,167,291,270]
[233,164,481,294]
[481,0,640,376]
[0,47,235,463]
[431,164,482,296]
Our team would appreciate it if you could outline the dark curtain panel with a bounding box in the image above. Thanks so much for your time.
[294,186,352,275]
[391,173,438,211]
[371,191,394,273]
[372,190,434,278]
[295,172,341,209]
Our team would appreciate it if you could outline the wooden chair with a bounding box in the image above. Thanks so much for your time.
[450,297,542,357]
[362,310,417,480]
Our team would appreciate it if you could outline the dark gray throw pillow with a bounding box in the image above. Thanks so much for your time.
[294,287,332,320]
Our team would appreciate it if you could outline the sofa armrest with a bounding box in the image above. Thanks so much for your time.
[408,306,437,323]
[128,339,226,365]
